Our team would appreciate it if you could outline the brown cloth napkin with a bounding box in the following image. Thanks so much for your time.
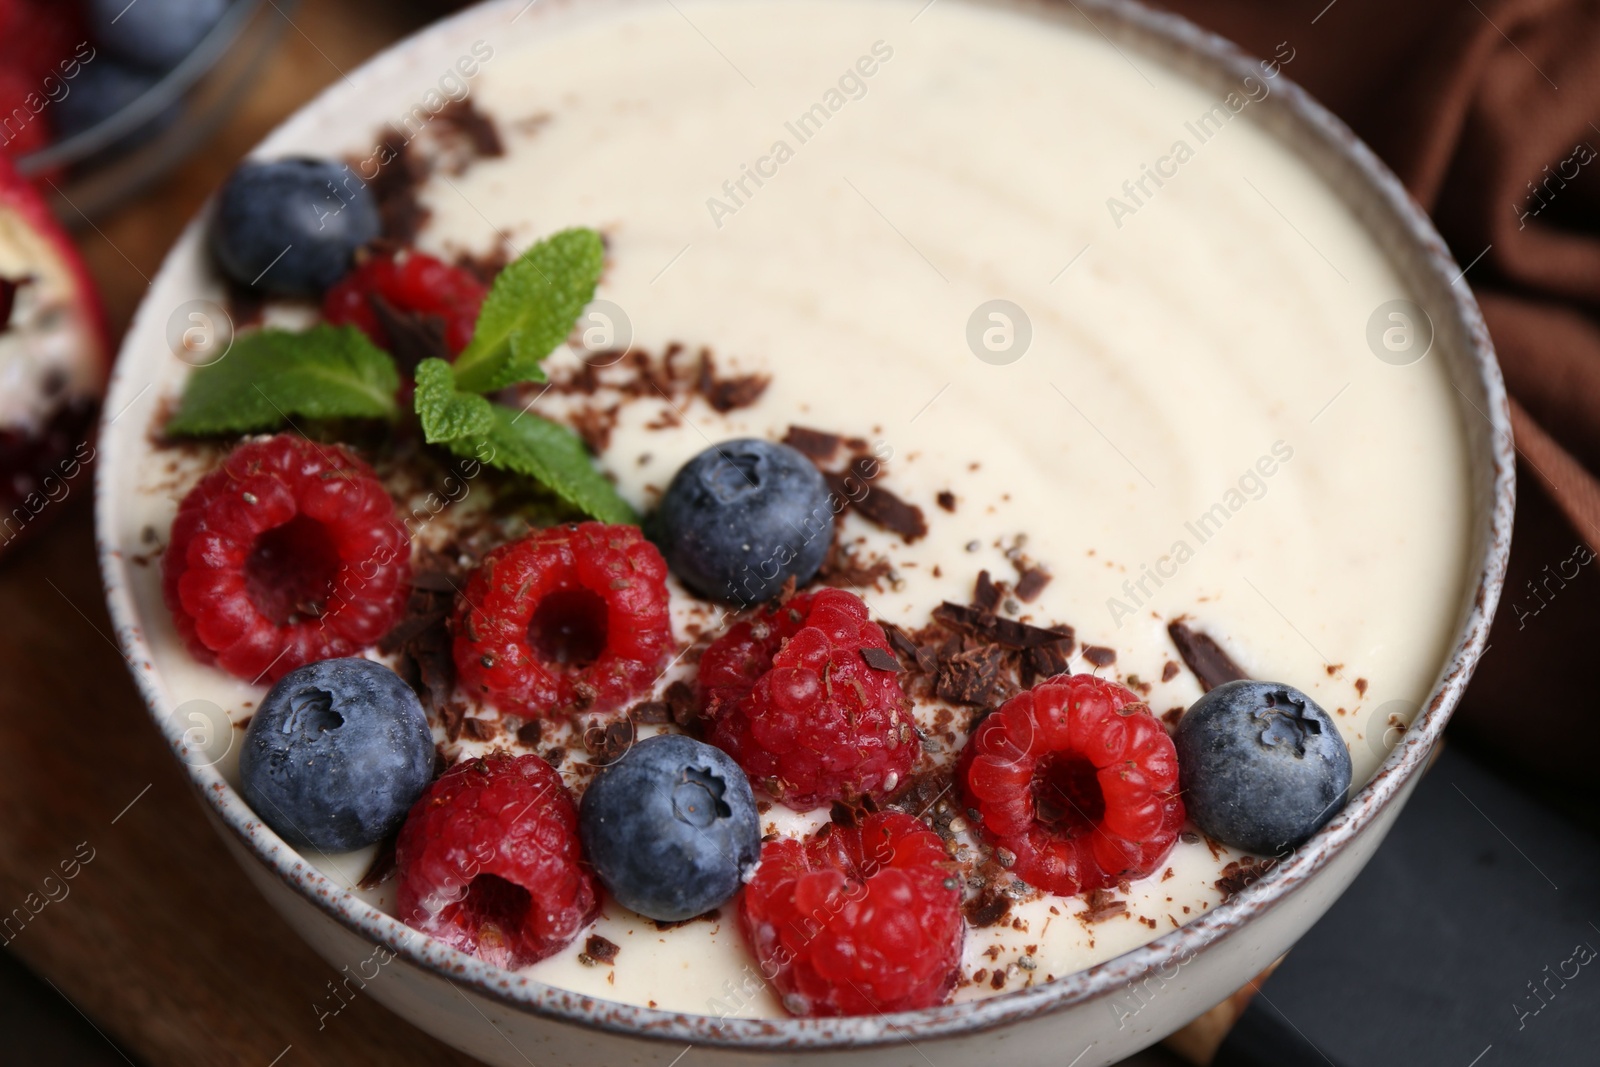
[1154,0,1600,781]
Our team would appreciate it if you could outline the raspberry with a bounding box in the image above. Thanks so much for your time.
[396,752,598,969]
[161,434,410,684]
[322,249,487,359]
[738,812,963,1016]
[700,589,915,812]
[958,673,1184,897]
[453,523,673,716]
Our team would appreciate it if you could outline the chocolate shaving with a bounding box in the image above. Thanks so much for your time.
[784,425,926,541]
[884,623,938,674]
[846,473,927,542]
[1014,566,1052,603]
[568,402,621,454]
[516,720,545,747]
[582,934,620,966]
[460,717,496,742]
[1215,857,1277,902]
[375,605,450,650]
[1082,645,1116,668]
[697,349,770,412]
[662,680,703,734]
[1022,639,1073,688]
[584,719,635,763]
[630,700,673,724]
[518,344,767,452]
[361,130,431,243]
[368,293,449,376]
[1167,620,1249,691]
[782,425,843,460]
[1078,889,1129,923]
[409,631,456,707]
[934,602,1073,650]
[455,245,510,286]
[436,98,505,159]
[936,645,1009,706]
[936,490,957,513]
[973,570,1001,612]
[379,564,460,726]
[885,766,954,820]
[409,571,460,593]
[1161,661,1181,683]
[817,539,894,590]
[358,836,398,890]
[861,646,903,673]
[437,702,466,743]
[964,891,1012,929]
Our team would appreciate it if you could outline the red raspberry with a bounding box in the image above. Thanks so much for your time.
[958,673,1184,897]
[322,249,487,358]
[161,434,410,684]
[700,589,916,812]
[738,811,963,1016]
[453,523,673,717]
[396,752,598,969]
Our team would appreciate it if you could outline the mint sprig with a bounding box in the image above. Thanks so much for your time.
[414,358,493,443]
[412,224,635,522]
[450,227,606,393]
[166,225,632,524]
[414,357,636,524]
[472,405,636,525]
[166,324,399,437]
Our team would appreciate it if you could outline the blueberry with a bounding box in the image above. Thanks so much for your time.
[1175,680,1353,856]
[579,733,761,922]
[654,439,834,605]
[54,61,179,142]
[88,0,231,71]
[210,158,380,297]
[239,658,435,853]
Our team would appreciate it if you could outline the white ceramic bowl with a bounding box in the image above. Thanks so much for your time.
[96,1,1514,1064]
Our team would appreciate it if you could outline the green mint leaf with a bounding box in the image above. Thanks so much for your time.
[414,358,494,444]
[452,227,605,393]
[166,324,400,437]
[445,403,637,524]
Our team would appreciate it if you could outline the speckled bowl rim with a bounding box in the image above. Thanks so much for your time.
[95,0,1515,1052]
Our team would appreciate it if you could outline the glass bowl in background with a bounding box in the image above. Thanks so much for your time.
[13,0,296,223]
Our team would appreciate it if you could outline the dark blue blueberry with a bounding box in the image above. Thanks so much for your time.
[210,158,380,297]
[238,658,435,853]
[88,0,231,71]
[1175,680,1353,856]
[54,60,179,142]
[578,733,760,922]
[654,439,834,606]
